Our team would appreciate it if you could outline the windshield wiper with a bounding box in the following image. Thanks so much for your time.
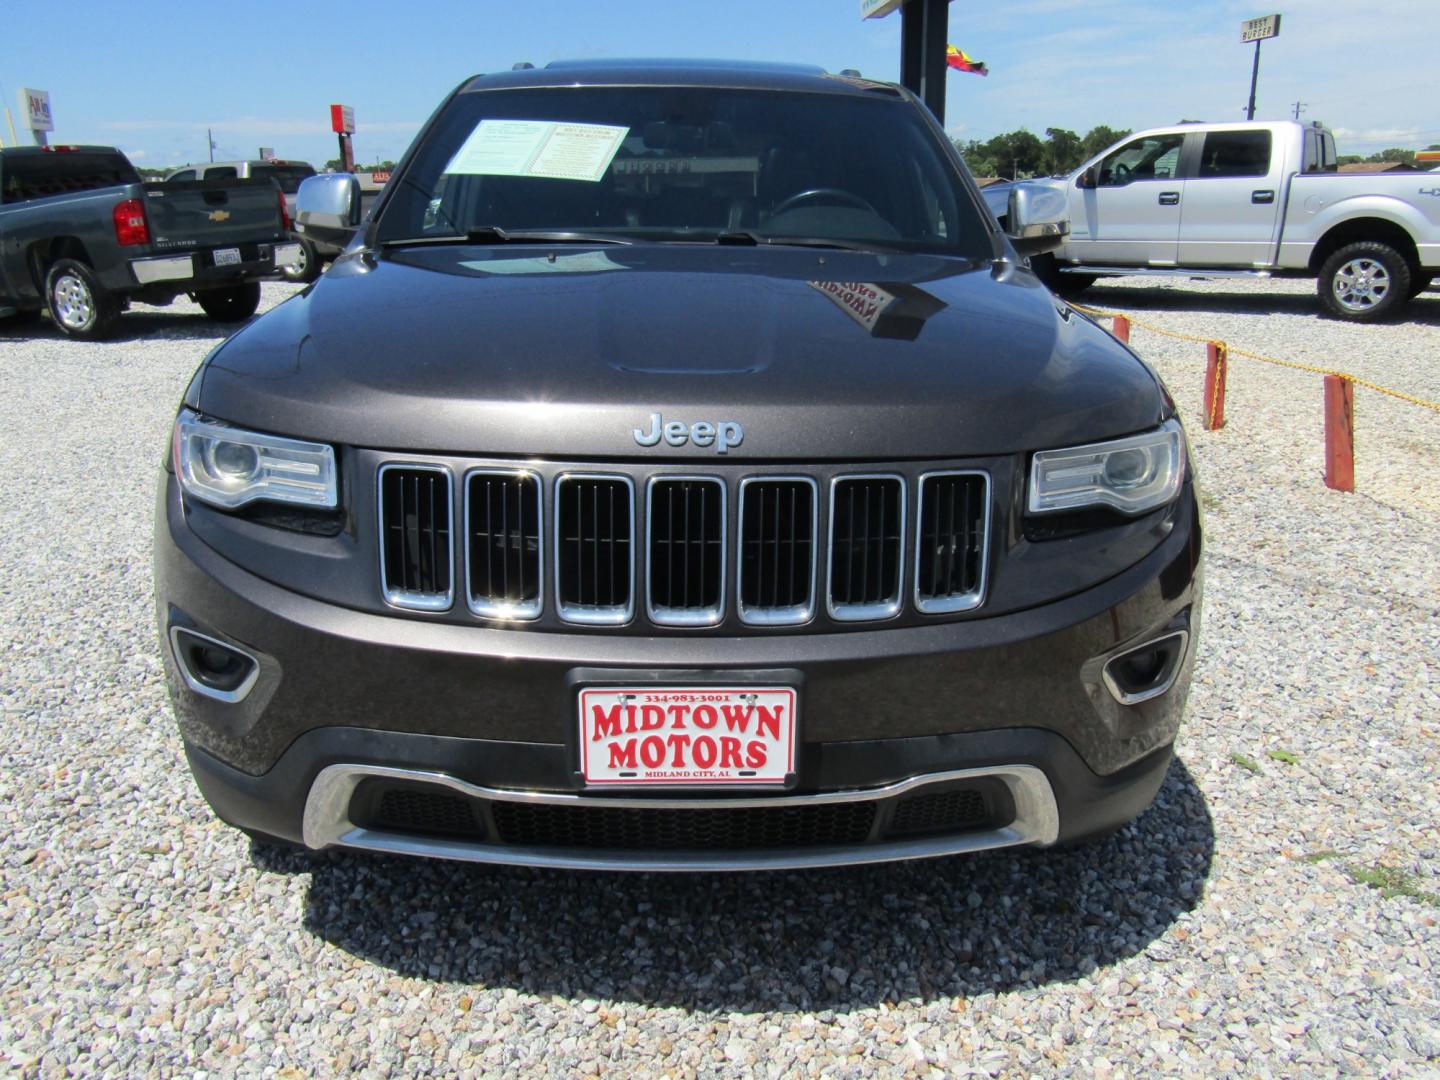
[714,231,897,252]
[382,226,632,248]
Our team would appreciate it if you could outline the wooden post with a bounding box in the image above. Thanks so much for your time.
[1203,342,1227,431]
[1324,375,1355,492]
[1112,315,1130,343]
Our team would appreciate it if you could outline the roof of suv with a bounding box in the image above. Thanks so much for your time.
[460,58,901,97]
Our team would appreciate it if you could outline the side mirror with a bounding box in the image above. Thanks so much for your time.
[1006,183,1070,257]
[296,173,361,230]
[1076,165,1100,190]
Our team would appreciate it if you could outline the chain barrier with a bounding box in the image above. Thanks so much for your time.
[1068,302,1440,416]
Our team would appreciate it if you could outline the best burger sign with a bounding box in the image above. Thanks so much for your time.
[579,687,796,785]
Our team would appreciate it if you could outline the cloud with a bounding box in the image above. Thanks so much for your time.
[1330,126,1422,144]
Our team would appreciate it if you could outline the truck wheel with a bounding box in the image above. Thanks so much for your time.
[197,282,262,322]
[279,238,322,284]
[1030,254,1096,299]
[1318,242,1411,321]
[45,258,119,340]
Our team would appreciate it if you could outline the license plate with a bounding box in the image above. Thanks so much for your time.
[578,687,797,786]
[214,248,241,266]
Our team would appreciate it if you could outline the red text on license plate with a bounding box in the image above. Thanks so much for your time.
[578,687,796,786]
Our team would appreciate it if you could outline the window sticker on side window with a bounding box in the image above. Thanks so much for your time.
[444,120,629,182]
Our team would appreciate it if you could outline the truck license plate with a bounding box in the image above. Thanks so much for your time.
[578,687,796,786]
[214,248,241,266]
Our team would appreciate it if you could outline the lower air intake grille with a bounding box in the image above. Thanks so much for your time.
[738,478,816,624]
[829,476,904,619]
[372,788,485,839]
[379,465,453,610]
[648,478,725,624]
[491,800,876,850]
[888,787,988,837]
[916,473,988,613]
[556,476,633,624]
[467,471,542,618]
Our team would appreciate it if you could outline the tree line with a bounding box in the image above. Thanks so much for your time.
[954,126,1131,180]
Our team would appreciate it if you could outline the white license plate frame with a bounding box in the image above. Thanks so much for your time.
[213,247,241,266]
[578,686,797,787]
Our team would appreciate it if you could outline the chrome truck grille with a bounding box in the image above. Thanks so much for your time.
[377,462,989,629]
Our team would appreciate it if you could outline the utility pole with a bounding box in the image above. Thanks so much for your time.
[207,128,214,163]
[1291,101,1307,120]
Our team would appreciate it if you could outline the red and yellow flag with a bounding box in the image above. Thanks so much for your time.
[945,45,989,77]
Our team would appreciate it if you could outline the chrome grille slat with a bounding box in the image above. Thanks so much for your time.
[378,464,454,611]
[914,471,989,614]
[738,477,817,625]
[647,477,725,626]
[827,475,904,621]
[465,469,543,620]
[555,474,634,625]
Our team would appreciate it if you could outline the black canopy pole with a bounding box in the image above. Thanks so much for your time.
[900,0,951,124]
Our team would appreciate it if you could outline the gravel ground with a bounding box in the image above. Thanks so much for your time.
[1,278,1437,1077]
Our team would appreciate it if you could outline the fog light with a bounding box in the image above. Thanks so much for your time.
[170,626,259,703]
[1102,630,1188,705]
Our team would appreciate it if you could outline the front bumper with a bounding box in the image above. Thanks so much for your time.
[156,473,1201,868]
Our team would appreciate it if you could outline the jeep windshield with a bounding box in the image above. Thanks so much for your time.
[376,86,991,257]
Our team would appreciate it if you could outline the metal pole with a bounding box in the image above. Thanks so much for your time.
[1246,40,1261,120]
[900,0,950,124]
[208,128,214,163]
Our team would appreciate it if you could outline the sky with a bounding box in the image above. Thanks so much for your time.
[3,0,1436,169]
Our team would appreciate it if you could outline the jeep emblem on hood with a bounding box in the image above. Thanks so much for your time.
[633,412,743,454]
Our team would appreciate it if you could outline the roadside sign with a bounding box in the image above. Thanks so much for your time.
[861,0,906,18]
[330,104,355,134]
[21,88,53,132]
[1417,150,1440,164]
[1240,14,1281,42]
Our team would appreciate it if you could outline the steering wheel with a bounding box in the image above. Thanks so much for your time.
[771,188,879,217]
[1110,163,1132,185]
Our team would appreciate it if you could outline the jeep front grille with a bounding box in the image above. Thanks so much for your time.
[647,478,725,625]
[738,477,817,625]
[373,461,991,628]
[466,470,543,619]
[827,475,904,621]
[378,464,453,610]
[915,472,989,613]
[555,475,634,625]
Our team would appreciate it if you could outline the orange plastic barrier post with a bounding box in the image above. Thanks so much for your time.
[1324,375,1355,492]
[1203,342,1227,431]
[1112,314,1130,343]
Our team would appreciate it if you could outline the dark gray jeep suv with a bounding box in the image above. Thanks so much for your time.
[154,60,1201,870]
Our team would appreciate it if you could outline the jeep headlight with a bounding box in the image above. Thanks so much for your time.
[173,409,337,510]
[1028,419,1185,515]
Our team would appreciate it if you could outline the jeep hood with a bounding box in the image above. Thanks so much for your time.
[198,245,1165,460]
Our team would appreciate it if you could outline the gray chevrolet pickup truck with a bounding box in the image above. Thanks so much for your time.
[1,145,299,338]
[156,59,1201,871]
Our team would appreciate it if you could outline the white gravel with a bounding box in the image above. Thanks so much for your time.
[1,278,1437,1077]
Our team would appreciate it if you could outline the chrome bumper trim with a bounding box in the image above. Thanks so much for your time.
[273,242,302,268]
[130,255,195,284]
[301,762,1060,871]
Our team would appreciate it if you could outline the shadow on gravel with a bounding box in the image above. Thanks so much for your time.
[1080,282,1440,325]
[0,311,256,343]
[255,757,1213,1011]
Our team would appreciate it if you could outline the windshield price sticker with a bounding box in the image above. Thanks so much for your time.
[579,687,796,786]
[445,119,629,183]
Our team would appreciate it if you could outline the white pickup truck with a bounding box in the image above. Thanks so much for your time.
[990,120,1440,321]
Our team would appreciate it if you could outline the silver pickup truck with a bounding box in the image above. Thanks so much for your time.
[987,120,1440,321]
